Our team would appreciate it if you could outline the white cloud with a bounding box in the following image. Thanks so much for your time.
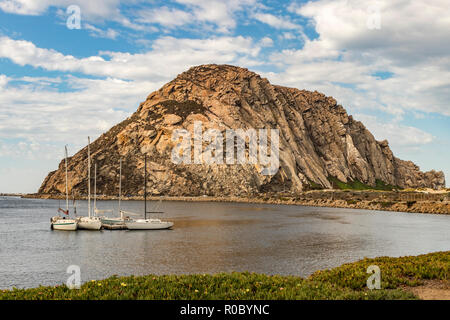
[0,35,261,81]
[292,0,450,64]
[353,114,434,148]
[0,0,49,15]
[253,12,301,30]
[259,36,273,47]
[0,0,121,19]
[0,0,121,18]
[0,0,257,34]
[174,0,256,33]
[135,6,193,28]
[152,36,260,57]
[0,74,8,87]
[268,0,450,117]
[0,138,60,160]
[84,24,119,39]
[0,0,146,31]
[280,32,296,40]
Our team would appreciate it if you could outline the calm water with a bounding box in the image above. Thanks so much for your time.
[0,196,449,289]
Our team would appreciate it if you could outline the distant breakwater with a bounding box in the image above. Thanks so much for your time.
[23,190,450,215]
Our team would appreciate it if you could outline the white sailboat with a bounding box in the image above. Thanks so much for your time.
[51,146,78,231]
[77,136,102,230]
[125,217,173,230]
[101,158,129,230]
[125,155,174,230]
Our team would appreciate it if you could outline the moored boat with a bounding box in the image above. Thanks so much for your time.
[125,218,173,230]
[77,216,102,230]
[77,137,102,231]
[101,216,128,229]
[51,146,78,231]
[124,155,173,230]
[100,159,130,230]
[51,216,78,231]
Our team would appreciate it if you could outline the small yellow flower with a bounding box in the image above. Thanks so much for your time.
[98,283,102,287]
[246,289,250,292]
[194,289,199,293]
[121,283,127,287]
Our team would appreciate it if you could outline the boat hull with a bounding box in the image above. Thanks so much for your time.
[125,219,173,230]
[77,217,102,230]
[101,217,128,230]
[103,223,127,230]
[51,219,78,231]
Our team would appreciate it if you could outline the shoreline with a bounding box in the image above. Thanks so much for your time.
[22,190,450,215]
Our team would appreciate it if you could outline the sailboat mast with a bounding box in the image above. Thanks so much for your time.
[65,145,69,213]
[88,136,91,218]
[144,154,147,220]
[94,163,97,214]
[119,158,122,217]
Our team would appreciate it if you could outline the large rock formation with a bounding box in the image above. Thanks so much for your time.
[38,64,445,196]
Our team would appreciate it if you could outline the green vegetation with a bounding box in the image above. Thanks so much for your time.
[1,252,447,300]
[327,176,399,191]
[328,176,365,190]
[310,251,448,290]
[307,180,324,190]
[374,179,399,191]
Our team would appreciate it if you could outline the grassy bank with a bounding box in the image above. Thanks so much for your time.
[1,251,448,300]
[327,176,399,191]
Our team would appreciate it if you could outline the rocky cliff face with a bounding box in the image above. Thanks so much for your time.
[38,64,445,196]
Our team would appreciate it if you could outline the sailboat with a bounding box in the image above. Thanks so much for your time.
[77,137,102,230]
[101,158,129,230]
[91,162,112,218]
[51,146,78,231]
[125,155,174,230]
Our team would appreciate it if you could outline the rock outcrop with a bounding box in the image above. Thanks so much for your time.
[38,64,446,196]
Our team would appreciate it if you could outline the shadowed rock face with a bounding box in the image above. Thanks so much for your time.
[38,64,446,196]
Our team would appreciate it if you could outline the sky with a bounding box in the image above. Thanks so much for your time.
[0,0,448,193]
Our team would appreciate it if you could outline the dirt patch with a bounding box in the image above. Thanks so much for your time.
[404,280,450,300]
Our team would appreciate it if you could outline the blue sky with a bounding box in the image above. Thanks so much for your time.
[0,0,449,193]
